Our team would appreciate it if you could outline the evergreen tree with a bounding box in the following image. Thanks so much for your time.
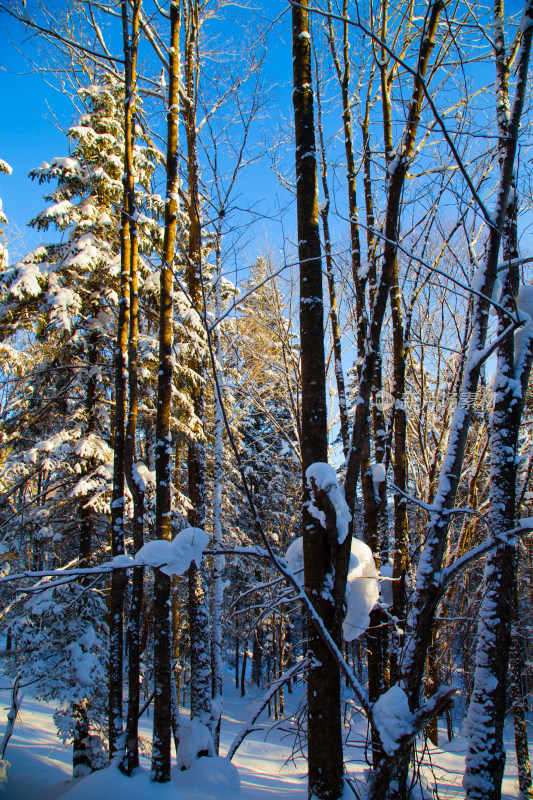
[0,75,160,774]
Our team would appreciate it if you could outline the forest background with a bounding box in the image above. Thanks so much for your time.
[0,1,533,800]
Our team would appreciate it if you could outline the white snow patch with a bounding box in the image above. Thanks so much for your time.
[135,527,208,576]
[305,463,351,543]
[380,559,394,607]
[285,537,304,575]
[60,762,184,799]
[372,685,413,755]
[176,755,240,794]
[343,539,379,641]
[175,719,214,770]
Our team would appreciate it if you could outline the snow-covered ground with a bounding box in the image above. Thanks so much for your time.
[0,669,529,799]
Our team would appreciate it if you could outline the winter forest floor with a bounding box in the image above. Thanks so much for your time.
[0,668,528,800]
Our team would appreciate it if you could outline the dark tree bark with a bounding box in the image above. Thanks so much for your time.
[151,2,180,783]
[120,0,145,776]
[510,558,532,798]
[108,0,135,757]
[292,5,343,799]
[183,0,212,731]
[464,8,533,794]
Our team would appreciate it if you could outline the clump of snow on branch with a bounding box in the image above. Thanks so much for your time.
[305,462,351,543]
[285,536,304,574]
[135,527,208,576]
[515,283,533,369]
[372,685,413,755]
[343,538,379,641]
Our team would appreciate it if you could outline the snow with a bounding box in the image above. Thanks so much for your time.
[0,668,528,800]
[372,685,413,755]
[305,463,351,543]
[343,538,380,642]
[175,719,214,770]
[285,537,304,575]
[470,264,487,294]
[517,283,533,319]
[135,527,209,576]
[371,463,386,484]
[60,763,185,799]
[379,559,394,607]
[515,283,533,373]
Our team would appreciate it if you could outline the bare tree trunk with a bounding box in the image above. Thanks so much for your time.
[211,224,224,752]
[183,0,212,731]
[314,54,350,457]
[510,558,533,798]
[120,0,144,775]
[293,5,343,798]
[108,0,134,757]
[151,2,180,783]
[464,9,533,794]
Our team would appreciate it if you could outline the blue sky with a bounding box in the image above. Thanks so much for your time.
[0,1,294,264]
[1,10,79,255]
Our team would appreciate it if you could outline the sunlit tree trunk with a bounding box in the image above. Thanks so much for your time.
[108,0,135,758]
[464,7,533,794]
[183,0,212,730]
[151,2,180,782]
[293,5,343,799]
[120,0,144,775]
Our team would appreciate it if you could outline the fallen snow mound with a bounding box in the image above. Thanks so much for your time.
[60,763,184,799]
[176,718,214,770]
[175,756,240,795]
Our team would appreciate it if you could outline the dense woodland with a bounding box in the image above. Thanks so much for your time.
[0,0,533,798]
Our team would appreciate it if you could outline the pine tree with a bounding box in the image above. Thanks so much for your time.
[0,74,160,774]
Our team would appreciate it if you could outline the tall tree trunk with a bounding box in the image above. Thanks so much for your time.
[151,2,180,783]
[314,54,349,458]
[211,224,224,752]
[108,0,135,756]
[510,557,532,798]
[120,0,144,775]
[183,0,212,730]
[293,5,343,799]
[464,9,533,794]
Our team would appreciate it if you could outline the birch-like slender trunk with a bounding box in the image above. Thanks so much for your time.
[314,55,350,458]
[510,556,533,798]
[211,222,224,752]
